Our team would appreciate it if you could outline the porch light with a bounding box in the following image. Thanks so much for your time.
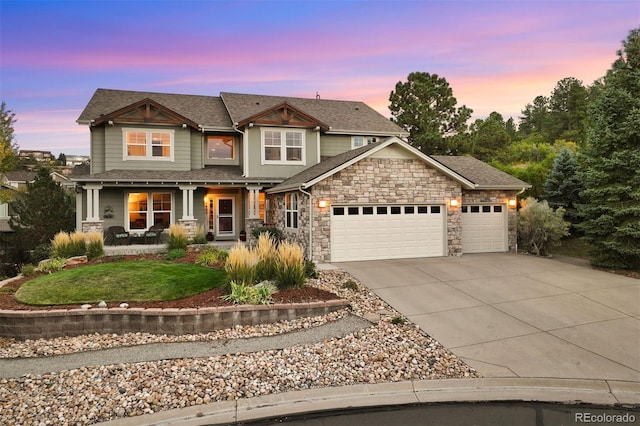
[318,200,328,208]
[449,199,459,207]
[509,199,517,208]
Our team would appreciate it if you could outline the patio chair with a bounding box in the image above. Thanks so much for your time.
[143,224,164,245]
[107,226,130,246]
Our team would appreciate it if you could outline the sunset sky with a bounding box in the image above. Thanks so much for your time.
[1,0,638,156]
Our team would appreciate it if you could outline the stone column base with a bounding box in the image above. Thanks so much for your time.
[178,219,198,239]
[81,220,104,235]
[244,218,264,245]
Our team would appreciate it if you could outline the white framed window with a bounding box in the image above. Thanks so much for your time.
[126,192,173,231]
[285,193,298,229]
[351,136,376,149]
[262,128,305,164]
[123,128,174,161]
[0,203,8,218]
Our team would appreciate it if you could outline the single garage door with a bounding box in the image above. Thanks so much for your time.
[330,205,446,262]
[461,204,507,253]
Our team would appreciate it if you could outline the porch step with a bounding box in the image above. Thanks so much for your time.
[103,241,241,256]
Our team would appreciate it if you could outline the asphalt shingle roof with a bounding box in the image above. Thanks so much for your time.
[220,92,406,135]
[431,155,531,189]
[77,89,233,129]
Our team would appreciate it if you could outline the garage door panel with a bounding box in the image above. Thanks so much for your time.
[331,205,445,262]
[462,204,507,253]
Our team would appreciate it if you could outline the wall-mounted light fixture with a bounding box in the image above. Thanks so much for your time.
[318,200,328,208]
[107,120,114,126]
[449,199,459,207]
[182,123,188,129]
[509,199,517,208]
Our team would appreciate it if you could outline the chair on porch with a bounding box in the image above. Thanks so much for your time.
[107,226,130,246]
[143,224,164,245]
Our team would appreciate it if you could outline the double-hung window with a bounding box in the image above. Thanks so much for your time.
[123,128,174,160]
[262,128,305,164]
[285,193,298,229]
[351,136,376,149]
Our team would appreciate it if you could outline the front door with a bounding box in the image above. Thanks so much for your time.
[215,197,235,239]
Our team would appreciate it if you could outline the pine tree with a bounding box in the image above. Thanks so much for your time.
[8,167,75,250]
[543,148,583,226]
[578,28,640,270]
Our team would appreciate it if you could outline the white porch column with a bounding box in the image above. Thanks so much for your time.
[247,186,262,219]
[179,185,197,220]
[83,185,103,221]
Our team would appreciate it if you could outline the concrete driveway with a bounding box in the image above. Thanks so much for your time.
[336,253,640,382]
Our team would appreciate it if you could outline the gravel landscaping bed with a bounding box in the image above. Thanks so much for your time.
[0,270,479,425]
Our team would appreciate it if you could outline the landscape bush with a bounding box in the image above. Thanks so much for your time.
[85,232,105,260]
[225,243,260,285]
[37,258,66,274]
[51,231,104,260]
[167,224,189,251]
[275,241,306,289]
[221,280,276,305]
[517,197,570,256]
[191,224,208,245]
[255,232,278,282]
[195,247,228,267]
[251,227,283,243]
[166,248,187,260]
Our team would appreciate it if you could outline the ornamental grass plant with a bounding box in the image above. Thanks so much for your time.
[225,243,260,285]
[275,241,306,289]
[255,232,278,282]
[167,224,189,250]
[85,232,105,260]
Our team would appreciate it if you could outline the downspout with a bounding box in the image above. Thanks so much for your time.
[232,123,248,177]
[298,186,313,261]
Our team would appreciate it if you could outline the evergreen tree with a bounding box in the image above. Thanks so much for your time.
[543,147,583,227]
[0,102,19,174]
[578,28,640,269]
[8,167,75,250]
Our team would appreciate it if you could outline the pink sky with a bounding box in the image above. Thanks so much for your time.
[1,0,638,155]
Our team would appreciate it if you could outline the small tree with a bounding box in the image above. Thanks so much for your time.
[0,102,19,174]
[8,167,75,250]
[543,147,583,227]
[517,197,570,256]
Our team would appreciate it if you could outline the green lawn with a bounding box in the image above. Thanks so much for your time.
[15,260,228,306]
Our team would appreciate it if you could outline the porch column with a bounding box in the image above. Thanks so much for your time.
[83,185,102,221]
[179,185,197,220]
[247,186,262,219]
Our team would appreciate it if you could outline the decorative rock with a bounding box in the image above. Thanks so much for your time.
[362,312,380,323]
[65,256,88,267]
[119,303,129,309]
[80,304,92,310]
[98,301,107,308]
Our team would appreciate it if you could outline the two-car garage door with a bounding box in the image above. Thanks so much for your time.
[330,205,446,262]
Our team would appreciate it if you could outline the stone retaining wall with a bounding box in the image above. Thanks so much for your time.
[0,300,350,341]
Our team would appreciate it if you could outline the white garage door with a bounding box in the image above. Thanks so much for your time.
[330,205,446,262]
[461,204,507,253]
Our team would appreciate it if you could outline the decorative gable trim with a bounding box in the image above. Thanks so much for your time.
[92,98,199,129]
[237,102,329,131]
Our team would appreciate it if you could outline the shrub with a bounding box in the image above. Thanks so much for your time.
[304,260,319,279]
[68,231,87,257]
[341,279,358,291]
[255,232,278,281]
[195,247,228,267]
[192,224,208,245]
[275,241,306,289]
[37,258,66,274]
[251,227,283,243]
[166,248,187,260]
[20,264,37,277]
[85,232,104,260]
[51,231,72,258]
[31,243,52,264]
[225,243,260,285]
[518,197,570,256]
[222,280,275,305]
[167,224,189,251]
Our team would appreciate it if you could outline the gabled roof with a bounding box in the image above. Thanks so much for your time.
[221,92,407,136]
[431,155,531,189]
[237,102,330,131]
[92,98,200,129]
[77,89,234,130]
[267,137,481,193]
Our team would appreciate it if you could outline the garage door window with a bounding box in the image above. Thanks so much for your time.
[363,207,374,215]
[348,207,359,215]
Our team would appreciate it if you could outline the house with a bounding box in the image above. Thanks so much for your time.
[1,170,72,190]
[74,88,530,262]
[18,150,54,162]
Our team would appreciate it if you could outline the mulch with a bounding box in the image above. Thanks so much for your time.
[0,253,340,311]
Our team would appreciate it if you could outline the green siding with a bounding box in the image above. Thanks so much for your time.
[90,127,105,174]
[191,133,203,170]
[320,135,351,157]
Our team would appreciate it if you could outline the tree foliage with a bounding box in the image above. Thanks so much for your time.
[8,167,75,250]
[578,28,640,270]
[543,147,583,226]
[0,102,19,173]
[389,72,472,154]
[517,197,570,256]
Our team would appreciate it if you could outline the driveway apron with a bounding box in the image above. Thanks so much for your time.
[335,253,640,382]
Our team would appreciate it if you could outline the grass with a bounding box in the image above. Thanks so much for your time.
[549,235,592,259]
[14,260,227,306]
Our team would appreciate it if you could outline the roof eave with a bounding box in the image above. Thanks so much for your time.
[325,129,409,137]
[472,184,532,190]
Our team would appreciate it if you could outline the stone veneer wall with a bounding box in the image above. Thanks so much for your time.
[307,157,462,262]
[462,189,519,252]
[266,192,311,258]
[0,300,349,341]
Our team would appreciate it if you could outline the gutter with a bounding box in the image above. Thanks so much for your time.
[298,186,313,261]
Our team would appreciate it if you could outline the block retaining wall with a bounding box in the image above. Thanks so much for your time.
[0,300,350,341]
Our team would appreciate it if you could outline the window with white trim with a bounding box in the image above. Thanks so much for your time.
[351,136,376,149]
[207,136,234,160]
[127,192,172,231]
[0,203,8,218]
[262,128,305,164]
[123,129,174,160]
[285,193,298,229]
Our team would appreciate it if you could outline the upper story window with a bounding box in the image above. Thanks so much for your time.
[207,136,234,160]
[351,136,376,149]
[262,128,305,164]
[123,128,174,161]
